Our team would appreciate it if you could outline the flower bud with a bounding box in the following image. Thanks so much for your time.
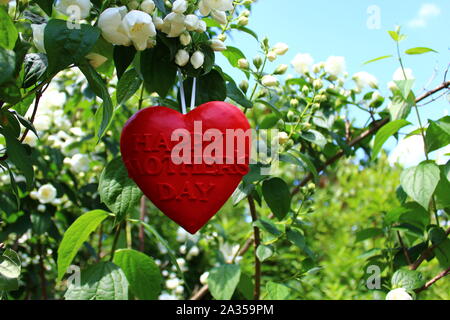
[217,33,227,41]
[140,0,155,14]
[210,39,227,52]
[278,132,289,145]
[274,64,288,75]
[256,88,268,98]
[242,9,250,17]
[290,98,299,107]
[175,49,189,67]
[261,75,278,87]
[196,20,207,32]
[128,0,139,10]
[237,16,248,26]
[273,42,288,56]
[238,58,249,69]
[267,51,277,62]
[239,80,249,93]
[313,79,323,89]
[179,32,191,46]
[301,85,309,95]
[172,0,187,13]
[184,14,199,31]
[191,50,205,69]
[253,56,263,69]
[211,10,227,25]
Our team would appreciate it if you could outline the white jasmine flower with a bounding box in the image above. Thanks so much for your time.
[237,16,248,26]
[162,12,186,37]
[122,10,156,51]
[184,14,200,31]
[199,0,233,15]
[187,245,200,259]
[210,38,226,51]
[352,71,378,91]
[175,49,189,67]
[37,184,57,204]
[388,134,425,167]
[273,42,289,55]
[172,0,187,14]
[220,243,240,263]
[157,242,168,254]
[261,75,278,87]
[98,6,131,46]
[393,67,415,81]
[159,292,178,300]
[31,24,46,53]
[190,51,205,69]
[211,10,227,25]
[179,244,187,254]
[196,20,207,32]
[175,285,184,294]
[23,134,38,147]
[34,115,51,131]
[291,53,314,75]
[140,0,155,14]
[166,278,180,289]
[386,288,413,300]
[200,271,209,284]
[324,56,346,77]
[153,16,164,29]
[64,154,90,173]
[55,0,92,19]
[162,270,169,277]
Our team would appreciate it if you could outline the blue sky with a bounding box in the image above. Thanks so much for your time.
[217,0,450,128]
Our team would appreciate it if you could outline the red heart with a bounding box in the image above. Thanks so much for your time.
[120,101,251,234]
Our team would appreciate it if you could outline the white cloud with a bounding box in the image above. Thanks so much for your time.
[408,3,441,28]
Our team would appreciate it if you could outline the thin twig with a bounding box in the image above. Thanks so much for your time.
[414,266,450,293]
[248,195,261,300]
[410,227,450,270]
[37,238,48,300]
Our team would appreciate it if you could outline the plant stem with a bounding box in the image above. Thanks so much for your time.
[397,231,412,265]
[109,223,122,261]
[414,266,450,293]
[139,196,146,252]
[37,238,48,300]
[247,195,261,300]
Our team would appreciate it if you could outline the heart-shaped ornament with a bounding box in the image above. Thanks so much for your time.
[120,101,251,234]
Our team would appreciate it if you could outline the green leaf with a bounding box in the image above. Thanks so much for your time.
[30,212,51,235]
[78,62,114,140]
[208,264,241,300]
[286,228,314,258]
[301,129,327,148]
[22,53,48,88]
[230,25,258,41]
[259,113,279,129]
[113,45,136,79]
[0,248,21,292]
[262,177,291,220]
[265,281,291,300]
[0,47,15,86]
[2,127,34,190]
[113,249,162,300]
[99,157,142,221]
[44,19,101,75]
[256,244,274,262]
[253,218,283,237]
[0,7,18,50]
[226,80,252,109]
[64,262,129,300]
[291,151,319,182]
[57,210,109,281]
[391,269,424,290]
[400,161,440,209]
[355,228,384,242]
[221,46,246,68]
[236,273,253,300]
[34,0,54,16]
[435,239,450,269]
[116,68,142,106]
[425,116,450,153]
[372,119,410,160]
[394,79,415,100]
[255,99,282,118]
[231,183,254,206]
[182,69,226,107]
[405,47,437,55]
[389,92,415,121]
[363,55,393,65]
[141,42,177,98]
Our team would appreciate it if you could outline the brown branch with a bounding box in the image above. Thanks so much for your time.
[37,239,48,300]
[190,284,210,300]
[248,195,261,300]
[139,196,146,252]
[414,266,450,293]
[410,227,450,270]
